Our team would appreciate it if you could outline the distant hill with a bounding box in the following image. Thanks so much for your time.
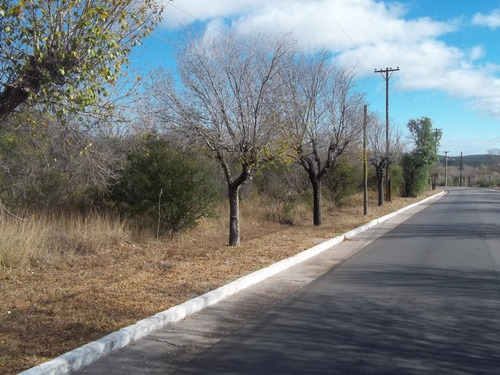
[439,154,500,168]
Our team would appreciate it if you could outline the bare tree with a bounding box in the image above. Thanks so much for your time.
[367,113,405,205]
[0,111,123,210]
[283,51,364,225]
[153,32,293,246]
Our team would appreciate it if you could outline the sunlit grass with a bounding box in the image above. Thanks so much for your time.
[0,211,128,273]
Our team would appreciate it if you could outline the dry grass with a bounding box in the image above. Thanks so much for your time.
[0,212,127,271]
[0,191,439,374]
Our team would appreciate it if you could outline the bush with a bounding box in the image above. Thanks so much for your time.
[401,153,428,197]
[0,114,120,212]
[323,159,361,207]
[110,138,220,235]
[390,164,405,197]
[252,161,310,225]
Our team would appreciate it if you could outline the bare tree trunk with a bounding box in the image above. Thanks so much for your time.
[311,178,322,226]
[0,86,29,124]
[221,157,249,247]
[376,166,384,206]
[228,184,240,247]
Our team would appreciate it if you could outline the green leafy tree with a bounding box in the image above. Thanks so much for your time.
[0,0,163,123]
[401,153,427,197]
[110,138,220,235]
[402,117,441,196]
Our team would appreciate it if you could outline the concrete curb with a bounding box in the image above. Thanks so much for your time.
[20,191,445,375]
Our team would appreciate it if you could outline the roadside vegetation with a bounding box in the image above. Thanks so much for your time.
[1,190,440,374]
[1,2,499,373]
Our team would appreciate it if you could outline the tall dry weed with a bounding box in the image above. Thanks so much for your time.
[0,212,128,273]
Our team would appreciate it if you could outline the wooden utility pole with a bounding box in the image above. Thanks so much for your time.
[444,151,449,187]
[374,67,399,202]
[431,128,442,189]
[363,104,368,215]
[460,151,463,186]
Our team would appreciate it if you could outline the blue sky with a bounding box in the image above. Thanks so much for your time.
[132,0,500,156]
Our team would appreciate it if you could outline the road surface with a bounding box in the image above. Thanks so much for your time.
[76,187,500,374]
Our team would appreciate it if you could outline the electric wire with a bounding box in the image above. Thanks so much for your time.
[165,2,257,53]
[463,136,500,155]
[320,0,423,120]
[161,1,495,155]
[318,0,360,49]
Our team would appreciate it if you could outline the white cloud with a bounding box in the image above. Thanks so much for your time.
[162,0,500,119]
[468,46,485,62]
[163,0,453,50]
[163,0,268,29]
[337,39,500,119]
[472,9,500,29]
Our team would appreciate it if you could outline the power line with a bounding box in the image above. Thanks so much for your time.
[319,0,359,49]
[464,136,500,155]
[164,1,426,127]
[151,33,184,48]
[340,1,376,49]
[354,1,425,118]
[165,2,257,53]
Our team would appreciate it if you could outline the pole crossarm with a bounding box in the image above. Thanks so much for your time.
[374,67,400,79]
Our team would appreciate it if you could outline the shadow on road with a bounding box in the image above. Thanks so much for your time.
[175,265,500,374]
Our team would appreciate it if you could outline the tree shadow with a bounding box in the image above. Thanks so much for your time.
[384,223,500,240]
[174,265,500,374]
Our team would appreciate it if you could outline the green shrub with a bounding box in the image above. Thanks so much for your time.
[390,164,405,197]
[402,153,428,197]
[110,138,220,235]
[323,159,361,207]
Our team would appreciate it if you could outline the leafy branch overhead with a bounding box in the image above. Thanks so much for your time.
[0,0,163,123]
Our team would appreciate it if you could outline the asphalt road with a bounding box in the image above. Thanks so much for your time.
[75,187,500,374]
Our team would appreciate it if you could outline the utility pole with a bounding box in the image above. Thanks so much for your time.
[431,128,442,189]
[374,67,399,202]
[444,151,449,187]
[363,104,368,216]
[460,151,463,186]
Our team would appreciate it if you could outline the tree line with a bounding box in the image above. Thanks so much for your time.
[0,1,442,247]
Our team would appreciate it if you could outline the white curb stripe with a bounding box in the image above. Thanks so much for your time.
[20,191,445,375]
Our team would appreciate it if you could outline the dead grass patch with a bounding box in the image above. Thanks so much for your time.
[0,191,440,374]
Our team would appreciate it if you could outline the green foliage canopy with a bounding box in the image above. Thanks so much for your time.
[110,138,220,235]
[407,117,441,168]
[403,117,441,196]
[323,158,361,206]
[0,0,163,123]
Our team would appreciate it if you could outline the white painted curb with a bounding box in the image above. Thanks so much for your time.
[20,191,445,375]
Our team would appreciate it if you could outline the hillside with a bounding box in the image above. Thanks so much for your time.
[439,154,500,168]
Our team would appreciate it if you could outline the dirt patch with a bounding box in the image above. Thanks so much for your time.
[0,192,440,374]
